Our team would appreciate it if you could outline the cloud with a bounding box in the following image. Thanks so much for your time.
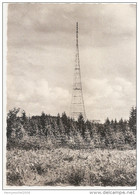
[84,77,136,122]
[8,3,136,48]
[7,76,70,116]
[7,3,136,121]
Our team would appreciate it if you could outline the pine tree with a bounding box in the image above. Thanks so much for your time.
[21,110,27,125]
[92,126,101,148]
[61,112,68,126]
[7,108,23,139]
[78,114,85,138]
[129,107,136,136]
[40,112,47,136]
[105,117,110,126]
[125,126,136,148]
[84,128,91,143]
[57,113,60,126]
[118,118,125,132]
[111,119,114,125]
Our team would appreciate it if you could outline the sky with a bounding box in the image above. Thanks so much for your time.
[6,3,136,122]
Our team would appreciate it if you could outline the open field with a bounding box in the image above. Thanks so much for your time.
[7,148,136,186]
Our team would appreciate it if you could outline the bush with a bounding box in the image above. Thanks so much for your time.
[6,148,136,186]
[7,171,24,186]
[67,167,85,186]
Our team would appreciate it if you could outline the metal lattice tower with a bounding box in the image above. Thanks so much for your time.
[70,22,86,121]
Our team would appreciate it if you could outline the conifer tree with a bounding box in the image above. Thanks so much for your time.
[7,108,22,139]
[40,112,47,136]
[78,114,85,138]
[129,107,136,135]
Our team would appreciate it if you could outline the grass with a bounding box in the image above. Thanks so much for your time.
[6,148,136,186]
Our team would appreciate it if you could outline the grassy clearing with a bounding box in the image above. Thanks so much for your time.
[6,148,136,186]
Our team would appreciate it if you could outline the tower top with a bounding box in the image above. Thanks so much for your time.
[76,22,78,48]
[76,22,78,32]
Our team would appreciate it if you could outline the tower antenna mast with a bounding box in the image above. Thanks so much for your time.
[70,22,86,120]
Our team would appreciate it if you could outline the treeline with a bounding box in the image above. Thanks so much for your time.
[7,107,136,150]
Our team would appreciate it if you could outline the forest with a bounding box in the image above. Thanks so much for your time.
[7,107,136,150]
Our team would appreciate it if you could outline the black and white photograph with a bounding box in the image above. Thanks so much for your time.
[3,2,136,189]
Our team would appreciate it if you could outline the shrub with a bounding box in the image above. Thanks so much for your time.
[6,148,136,186]
[67,167,85,186]
[7,171,24,186]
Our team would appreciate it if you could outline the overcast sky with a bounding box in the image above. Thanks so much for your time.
[7,3,136,122]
